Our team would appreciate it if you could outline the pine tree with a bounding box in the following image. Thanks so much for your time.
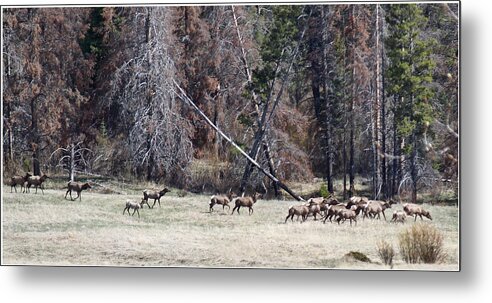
[385,4,435,202]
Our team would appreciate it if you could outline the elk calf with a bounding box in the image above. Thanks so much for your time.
[391,211,407,223]
[123,199,144,218]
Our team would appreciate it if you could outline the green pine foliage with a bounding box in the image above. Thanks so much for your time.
[79,8,105,59]
[249,5,303,101]
[385,4,436,153]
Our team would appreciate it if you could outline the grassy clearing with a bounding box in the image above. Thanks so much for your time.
[1,185,459,269]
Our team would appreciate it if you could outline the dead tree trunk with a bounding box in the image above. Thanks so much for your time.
[30,94,43,176]
[173,80,304,201]
[322,5,334,194]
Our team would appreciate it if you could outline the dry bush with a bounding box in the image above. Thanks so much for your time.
[376,240,395,266]
[344,251,371,263]
[398,223,447,264]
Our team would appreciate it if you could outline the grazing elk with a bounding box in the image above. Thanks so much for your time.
[142,188,171,208]
[65,181,92,201]
[403,203,433,221]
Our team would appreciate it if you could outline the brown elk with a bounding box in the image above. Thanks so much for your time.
[25,174,50,194]
[142,188,171,208]
[10,172,32,193]
[65,181,92,201]
[231,193,259,215]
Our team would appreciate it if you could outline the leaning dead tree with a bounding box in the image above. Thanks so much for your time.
[173,80,304,201]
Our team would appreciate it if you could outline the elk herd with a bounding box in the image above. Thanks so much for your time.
[7,171,433,225]
[284,195,433,226]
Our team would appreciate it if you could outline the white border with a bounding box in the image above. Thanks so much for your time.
[2,1,487,303]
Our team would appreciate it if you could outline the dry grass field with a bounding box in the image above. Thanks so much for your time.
[1,185,459,270]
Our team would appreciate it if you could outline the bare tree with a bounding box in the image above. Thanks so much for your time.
[50,142,93,181]
[105,7,193,184]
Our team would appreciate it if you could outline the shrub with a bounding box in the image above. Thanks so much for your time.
[344,251,371,263]
[319,183,329,198]
[376,240,395,266]
[398,223,446,264]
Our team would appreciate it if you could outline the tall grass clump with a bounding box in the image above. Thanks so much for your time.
[376,240,395,266]
[398,223,446,264]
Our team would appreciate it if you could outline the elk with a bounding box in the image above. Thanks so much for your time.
[142,188,171,208]
[123,199,144,218]
[363,200,392,221]
[391,211,407,223]
[336,207,358,226]
[285,204,309,223]
[209,191,237,212]
[65,181,92,201]
[323,204,349,223]
[231,193,259,215]
[403,203,433,221]
[25,174,50,194]
[10,172,32,193]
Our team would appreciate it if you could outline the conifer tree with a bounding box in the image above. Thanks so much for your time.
[385,4,435,202]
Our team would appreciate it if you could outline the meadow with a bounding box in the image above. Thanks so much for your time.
[1,184,459,270]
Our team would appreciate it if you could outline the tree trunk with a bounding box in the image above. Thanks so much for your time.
[380,6,387,198]
[145,9,154,182]
[410,132,418,203]
[70,144,75,182]
[322,5,334,194]
[239,124,266,193]
[391,96,399,197]
[349,109,355,197]
[381,90,387,198]
[372,4,381,199]
[343,135,347,200]
[262,139,280,197]
[4,102,14,169]
[30,96,41,176]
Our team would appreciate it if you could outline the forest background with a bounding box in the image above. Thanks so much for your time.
[2,3,459,203]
